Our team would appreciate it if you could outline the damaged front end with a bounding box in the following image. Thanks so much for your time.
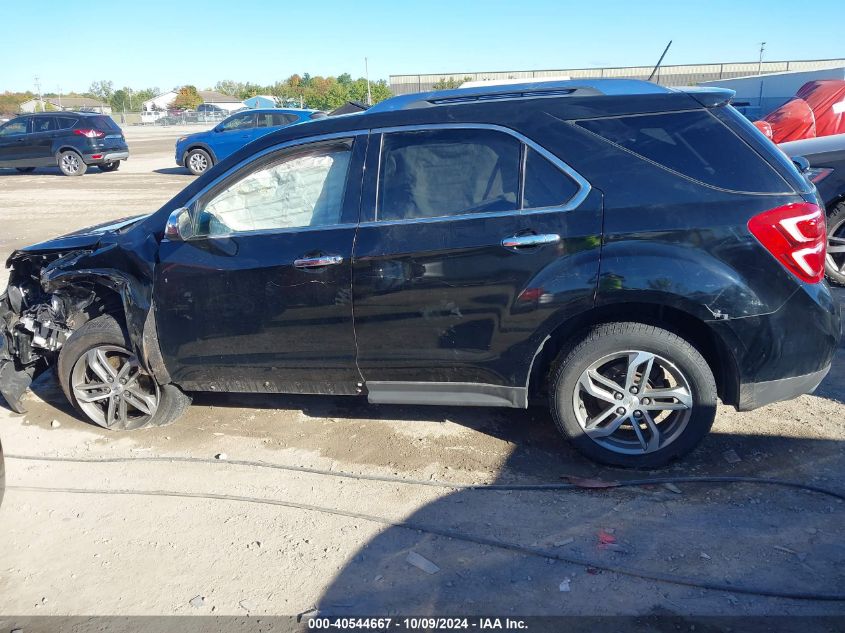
[0,214,164,415]
[0,251,100,412]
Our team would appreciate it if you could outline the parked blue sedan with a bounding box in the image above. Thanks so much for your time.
[175,108,323,175]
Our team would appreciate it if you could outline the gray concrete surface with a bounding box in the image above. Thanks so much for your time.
[0,126,843,620]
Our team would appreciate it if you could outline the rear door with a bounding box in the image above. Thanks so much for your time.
[155,132,367,394]
[352,124,602,406]
[0,118,31,166]
[28,116,59,165]
[255,111,300,138]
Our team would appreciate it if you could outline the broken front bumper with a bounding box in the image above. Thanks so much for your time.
[0,320,32,414]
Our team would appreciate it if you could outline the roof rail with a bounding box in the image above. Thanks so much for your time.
[367,79,671,113]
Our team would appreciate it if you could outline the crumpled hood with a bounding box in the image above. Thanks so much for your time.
[16,214,149,254]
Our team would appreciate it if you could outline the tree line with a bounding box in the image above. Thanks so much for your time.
[1,73,393,116]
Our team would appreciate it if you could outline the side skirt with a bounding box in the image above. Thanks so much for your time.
[366,381,527,409]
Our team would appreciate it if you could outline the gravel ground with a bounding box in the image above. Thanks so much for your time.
[0,125,843,622]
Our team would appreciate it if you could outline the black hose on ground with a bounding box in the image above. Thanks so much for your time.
[8,453,845,501]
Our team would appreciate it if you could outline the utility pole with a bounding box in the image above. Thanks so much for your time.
[34,76,44,112]
[57,85,62,110]
[757,41,766,75]
[365,57,372,106]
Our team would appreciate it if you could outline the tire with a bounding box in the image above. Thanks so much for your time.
[185,148,212,175]
[57,150,87,176]
[824,201,845,286]
[549,322,717,468]
[98,161,120,172]
[15,167,35,173]
[57,315,191,430]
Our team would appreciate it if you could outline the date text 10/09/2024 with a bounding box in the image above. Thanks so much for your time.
[307,618,529,630]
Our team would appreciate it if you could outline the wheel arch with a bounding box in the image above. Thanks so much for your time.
[41,267,170,384]
[527,302,739,408]
[184,144,216,166]
[55,146,83,159]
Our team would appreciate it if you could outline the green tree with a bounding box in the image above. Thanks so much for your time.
[87,80,114,102]
[214,80,246,97]
[432,76,472,89]
[171,85,203,110]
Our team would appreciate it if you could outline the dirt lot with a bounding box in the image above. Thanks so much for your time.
[0,125,844,624]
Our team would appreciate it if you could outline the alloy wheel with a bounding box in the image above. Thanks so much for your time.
[71,345,160,430]
[189,152,208,172]
[61,153,81,174]
[826,229,845,275]
[572,350,693,455]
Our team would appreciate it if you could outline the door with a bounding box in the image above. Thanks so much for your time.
[28,116,58,166]
[212,111,258,160]
[352,125,602,405]
[0,118,30,167]
[154,133,367,394]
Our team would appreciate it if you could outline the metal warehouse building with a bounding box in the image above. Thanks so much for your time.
[389,58,845,95]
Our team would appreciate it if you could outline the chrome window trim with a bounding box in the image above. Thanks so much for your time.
[168,130,368,242]
[367,122,591,226]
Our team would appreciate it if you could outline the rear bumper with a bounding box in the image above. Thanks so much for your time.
[83,151,129,164]
[737,365,830,411]
[710,282,840,410]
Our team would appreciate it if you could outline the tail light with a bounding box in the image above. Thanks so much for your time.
[748,202,826,284]
[73,129,105,138]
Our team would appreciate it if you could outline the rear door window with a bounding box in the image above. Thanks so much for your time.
[576,111,789,193]
[32,117,56,133]
[377,128,520,221]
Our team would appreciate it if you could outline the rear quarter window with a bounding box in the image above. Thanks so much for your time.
[576,110,790,193]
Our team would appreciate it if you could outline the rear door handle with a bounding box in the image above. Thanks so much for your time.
[293,254,344,269]
[501,234,561,249]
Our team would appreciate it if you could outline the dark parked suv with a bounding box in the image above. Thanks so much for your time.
[0,112,129,176]
[0,80,839,467]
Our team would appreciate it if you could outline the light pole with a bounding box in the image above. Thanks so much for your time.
[365,57,372,106]
[757,42,766,75]
[34,76,44,112]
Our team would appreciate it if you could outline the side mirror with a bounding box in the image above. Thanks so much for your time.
[792,156,810,174]
[164,207,194,241]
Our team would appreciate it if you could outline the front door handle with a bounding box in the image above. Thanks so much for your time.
[293,254,344,269]
[501,234,561,249]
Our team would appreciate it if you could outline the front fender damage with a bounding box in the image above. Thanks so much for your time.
[0,229,164,414]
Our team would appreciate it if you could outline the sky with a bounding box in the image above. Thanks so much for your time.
[2,0,844,94]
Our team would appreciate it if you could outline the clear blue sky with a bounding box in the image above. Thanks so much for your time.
[3,0,843,93]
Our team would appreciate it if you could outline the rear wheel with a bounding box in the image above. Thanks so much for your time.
[549,322,717,468]
[57,150,87,176]
[15,167,35,173]
[185,148,211,175]
[824,201,845,286]
[98,161,120,172]
[57,315,190,430]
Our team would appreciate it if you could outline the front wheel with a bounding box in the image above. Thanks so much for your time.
[549,322,717,468]
[57,315,190,430]
[57,150,87,176]
[185,148,211,175]
[98,161,120,172]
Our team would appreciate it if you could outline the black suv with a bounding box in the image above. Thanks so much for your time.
[0,112,129,176]
[0,80,839,467]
